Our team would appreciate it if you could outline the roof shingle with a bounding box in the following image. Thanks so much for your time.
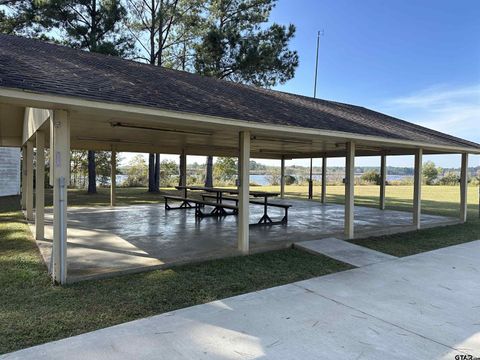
[0,34,478,150]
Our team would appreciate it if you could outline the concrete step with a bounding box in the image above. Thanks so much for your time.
[295,237,398,267]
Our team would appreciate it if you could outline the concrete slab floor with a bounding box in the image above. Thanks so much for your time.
[30,200,457,281]
[295,238,398,267]
[4,240,479,359]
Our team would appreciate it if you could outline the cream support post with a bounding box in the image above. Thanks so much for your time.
[280,157,285,199]
[26,140,34,221]
[111,150,116,207]
[238,131,250,253]
[35,131,45,239]
[345,142,355,239]
[52,110,70,285]
[413,148,423,229]
[321,155,327,204]
[21,145,26,210]
[460,153,469,223]
[380,154,387,210]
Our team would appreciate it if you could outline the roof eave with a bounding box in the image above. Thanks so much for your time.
[1,87,480,155]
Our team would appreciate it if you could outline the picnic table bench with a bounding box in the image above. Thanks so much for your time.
[164,186,292,225]
[201,194,292,224]
[164,195,238,217]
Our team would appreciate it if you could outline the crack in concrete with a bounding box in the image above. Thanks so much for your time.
[293,283,467,355]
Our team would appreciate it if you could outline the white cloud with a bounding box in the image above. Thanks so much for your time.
[389,84,480,108]
[385,83,480,142]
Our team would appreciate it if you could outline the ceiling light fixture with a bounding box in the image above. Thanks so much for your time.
[251,135,313,145]
[110,122,213,136]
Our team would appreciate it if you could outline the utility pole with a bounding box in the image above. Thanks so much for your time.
[310,30,324,199]
[313,30,324,99]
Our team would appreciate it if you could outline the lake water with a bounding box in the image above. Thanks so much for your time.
[249,174,410,186]
[111,174,410,186]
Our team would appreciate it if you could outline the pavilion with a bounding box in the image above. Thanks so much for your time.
[1,34,479,284]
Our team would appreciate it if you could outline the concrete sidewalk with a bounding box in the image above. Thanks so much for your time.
[295,237,398,267]
[3,241,480,360]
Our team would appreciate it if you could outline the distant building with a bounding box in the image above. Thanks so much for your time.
[0,147,21,197]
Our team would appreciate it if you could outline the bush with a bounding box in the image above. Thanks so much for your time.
[122,155,148,187]
[423,161,440,185]
[285,175,296,185]
[265,169,280,186]
[438,172,460,186]
[160,160,179,187]
[361,170,381,185]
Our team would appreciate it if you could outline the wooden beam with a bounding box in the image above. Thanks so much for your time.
[35,131,45,240]
[413,148,423,229]
[460,153,469,223]
[345,142,355,239]
[238,131,250,253]
[52,110,70,285]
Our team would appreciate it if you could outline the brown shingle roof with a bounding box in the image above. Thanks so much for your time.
[1,34,479,151]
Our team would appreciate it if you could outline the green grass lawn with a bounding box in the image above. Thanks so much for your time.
[1,184,479,354]
[0,194,351,354]
[269,184,479,257]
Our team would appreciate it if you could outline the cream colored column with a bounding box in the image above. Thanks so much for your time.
[321,155,327,204]
[110,150,116,207]
[21,145,27,210]
[238,131,250,253]
[35,131,45,240]
[413,148,423,229]
[345,142,355,239]
[26,140,34,221]
[52,110,70,285]
[380,154,387,210]
[460,153,469,223]
[280,157,285,199]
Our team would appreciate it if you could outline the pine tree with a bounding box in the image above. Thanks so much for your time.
[197,0,298,184]
[125,0,203,191]
[194,0,298,86]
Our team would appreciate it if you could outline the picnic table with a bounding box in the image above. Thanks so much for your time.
[176,186,281,224]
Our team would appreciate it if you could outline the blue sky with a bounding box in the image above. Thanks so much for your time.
[270,0,480,168]
[130,0,480,169]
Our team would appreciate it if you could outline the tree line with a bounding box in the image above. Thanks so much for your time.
[1,0,299,192]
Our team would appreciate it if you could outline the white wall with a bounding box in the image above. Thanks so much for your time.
[0,147,21,197]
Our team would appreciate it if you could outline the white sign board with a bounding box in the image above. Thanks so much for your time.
[0,147,21,197]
